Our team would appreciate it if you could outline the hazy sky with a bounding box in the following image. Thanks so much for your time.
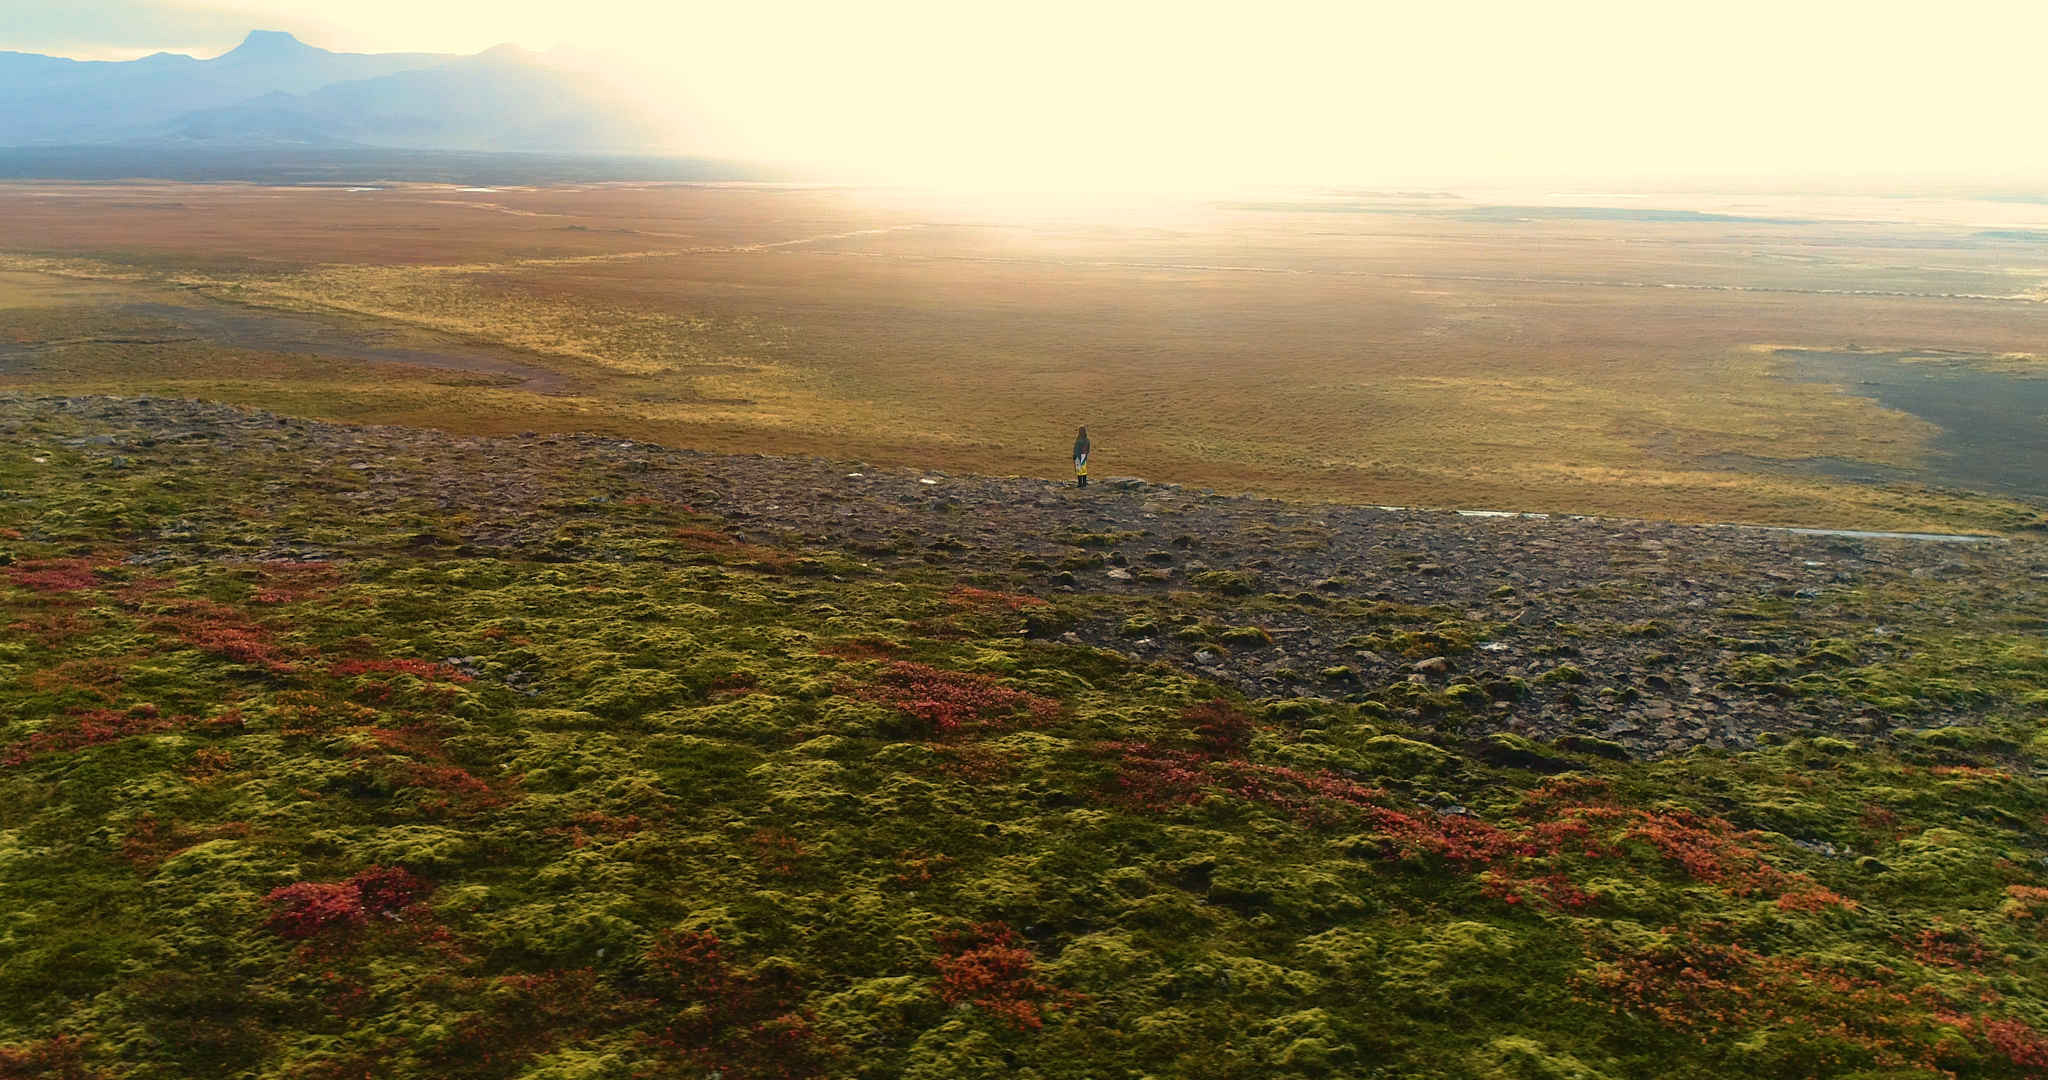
[6,0,2047,187]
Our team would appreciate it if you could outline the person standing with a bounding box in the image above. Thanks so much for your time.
[1073,426,1091,489]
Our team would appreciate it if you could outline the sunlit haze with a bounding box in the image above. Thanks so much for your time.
[7,0,2048,188]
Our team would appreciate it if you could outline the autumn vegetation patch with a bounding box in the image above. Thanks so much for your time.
[848,660,1062,737]
[932,922,1083,1032]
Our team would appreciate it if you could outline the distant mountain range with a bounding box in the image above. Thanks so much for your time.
[0,30,681,155]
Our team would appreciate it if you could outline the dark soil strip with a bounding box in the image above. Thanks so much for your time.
[115,301,571,392]
[1778,348,2048,501]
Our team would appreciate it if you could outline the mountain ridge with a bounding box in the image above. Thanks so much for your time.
[0,30,679,155]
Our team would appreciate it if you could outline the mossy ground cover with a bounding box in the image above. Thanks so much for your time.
[1,399,2047,1078]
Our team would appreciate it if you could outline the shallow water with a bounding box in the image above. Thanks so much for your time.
[1776,349,2048,501]
[1767,526,1996,543]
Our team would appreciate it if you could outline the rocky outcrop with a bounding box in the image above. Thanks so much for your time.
[9,392,2039,760]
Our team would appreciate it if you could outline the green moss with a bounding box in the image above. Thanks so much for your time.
[1361,734,1453,773]
[1390,623,1475,657]
[1190,570,1259,596]
[1910,725,2020,754]
[1553,735,1631,760]
[0,410,2047,1080]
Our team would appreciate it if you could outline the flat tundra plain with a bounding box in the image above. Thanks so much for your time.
[3,181,2048,533]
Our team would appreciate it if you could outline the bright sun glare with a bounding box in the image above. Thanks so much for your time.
[8,0,2048,185]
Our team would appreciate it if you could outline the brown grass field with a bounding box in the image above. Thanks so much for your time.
[3,180,2047,533]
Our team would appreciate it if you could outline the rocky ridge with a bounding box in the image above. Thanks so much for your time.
[12,392,2044,760]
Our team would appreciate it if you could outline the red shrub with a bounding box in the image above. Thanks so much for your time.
[2005,885,2048,919]
[280,1040,408,1080]
[263,882,370,939]
[149,598,296,672]
[647,930,753,1001]
[1481,870,1600,909]
[427,969,619,1078]
[1225,763,1384,827]
[1584,931,2048,1074]
[641,930,834,1079]
[894,850,952,889]
[1979,1018,2048,1068]
[1777,884,1858,913]
[1094,701,1381,823]
[342,727,509,814]
[946,585,1046,611]
[328,659,471,682]
[1624,810,1783,892]
[1493,798,1836,909]
[1515,775,1619,817]
[4,608,97,647]
[262,865,430,939]
[670,529,794,573]
[269,690,377,736]
[710,671,759,697]
[117,815,249,869]
[931,743,1018,783]
[351,865,430,914]
[1095,722,1852,916]
[1359,806,1528,866]
[672,528,738,548]
[853,661,1060,736]
[1906,919,1997,970]
[1,705,183,767]
[748,828,807,878]
[1860,802,1901,833]
[0,1034,104,1079]
[932,922,1080,1031]
[544,811,647,848]
[23,657,130,702]
[4,559,100,594]
[1181,698,1256,755]
[1096,741,1211,809]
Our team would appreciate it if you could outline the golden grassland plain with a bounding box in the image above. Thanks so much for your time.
[3,181,2048,533]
